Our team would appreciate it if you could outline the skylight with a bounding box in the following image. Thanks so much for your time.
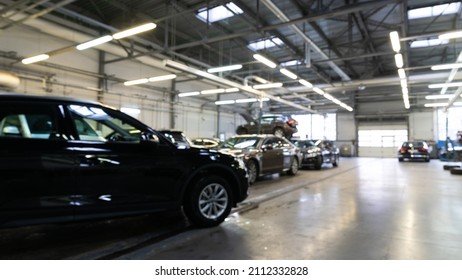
[196,2,243,23]
[410,38,449,48]
[248,37,284,51]
[408,2,460,20]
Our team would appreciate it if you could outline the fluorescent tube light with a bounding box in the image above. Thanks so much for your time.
[225,88,239,93]
[236,98,257,103]
[215,100,235,105]
[148,74,176,82]
[252,82,283,89]
[207,64,243,73]
[112,23,157,39]
[394,53,403,68]
[431,63,462,70]
[178,91,200,97]
[312,87,325,95]
[389,31,401,52]
[76,35,113,50]
[299,79,313,88]
[21,54,49,64]
[253,54,277,68]
[254,76,269,84]
[425,94,453,99]
[428,82,462,88]
[400,79,407,88]
[402,87,408,95]
[124,78,149,86]
[398,69,406,79]
[323,93,335,101]
[279,68,297,79]
[439,30,462,40]
[201,88,226,94]
[424,103,449,107]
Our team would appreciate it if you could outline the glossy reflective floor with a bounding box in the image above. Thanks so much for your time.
[120,157,462,260]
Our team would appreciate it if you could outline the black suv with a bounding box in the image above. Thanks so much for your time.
[0,94,248,228]
[236,114,298,139]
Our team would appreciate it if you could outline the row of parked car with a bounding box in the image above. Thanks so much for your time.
[158,129,340,184]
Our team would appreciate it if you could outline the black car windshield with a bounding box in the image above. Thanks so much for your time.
[220,137,259,149]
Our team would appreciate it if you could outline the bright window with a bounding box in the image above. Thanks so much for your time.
[410,38,449,48]
[196,2,243,23]
[437,107,462,140]
[248,37,284,51]
[408,2,460,20]
[292,113,336,140]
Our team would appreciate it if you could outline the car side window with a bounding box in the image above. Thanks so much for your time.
[0,104,61,140]
[68,105,140,143]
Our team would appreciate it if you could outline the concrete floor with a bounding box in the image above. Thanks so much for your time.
[119,157,462,260]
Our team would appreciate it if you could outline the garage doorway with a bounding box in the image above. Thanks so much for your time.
[358,126,408,158]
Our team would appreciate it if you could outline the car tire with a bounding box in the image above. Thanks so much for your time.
[287,157,299,175]
[314,156,323,170]
[450,167,462,175]
[183,175,233,227]
[273,127,284,138]
[246,160,258,184]
[236,127,247,135]
[398,158,403,162]
[333,155,339,167]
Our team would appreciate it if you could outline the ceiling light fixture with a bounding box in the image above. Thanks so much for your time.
[201,88,226,94]
[425,94,453,99]
[76,35,113,50]
[235,98,257,103]
[428,82,462,88]
[279,68,298,79]
[439,30,462,40]
[215,100,236,105]
[431,63,462,70]
[312,87,325,95]
[207,64,243,73]
[148,74,177,82]
[252,82,283,89]
[178,91,200,97]
[394,53,404,68]
[253,54,277,68]
[299,79,313,88]
[225,88,239,93]
[389,31,401,52]
[424,103,449,107]
[400,79,407,88]
[124,78,149,86]
[112,23,157,40]
[21,54,50,64]
[398,69,406,79]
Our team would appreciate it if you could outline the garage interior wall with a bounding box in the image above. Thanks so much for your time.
[0,24,248,139]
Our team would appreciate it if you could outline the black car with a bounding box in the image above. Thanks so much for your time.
[398,141,431,162]
[218,134,301,184]
[236,114,298,139]
[292,139,339,169]
[0,94,248,228]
